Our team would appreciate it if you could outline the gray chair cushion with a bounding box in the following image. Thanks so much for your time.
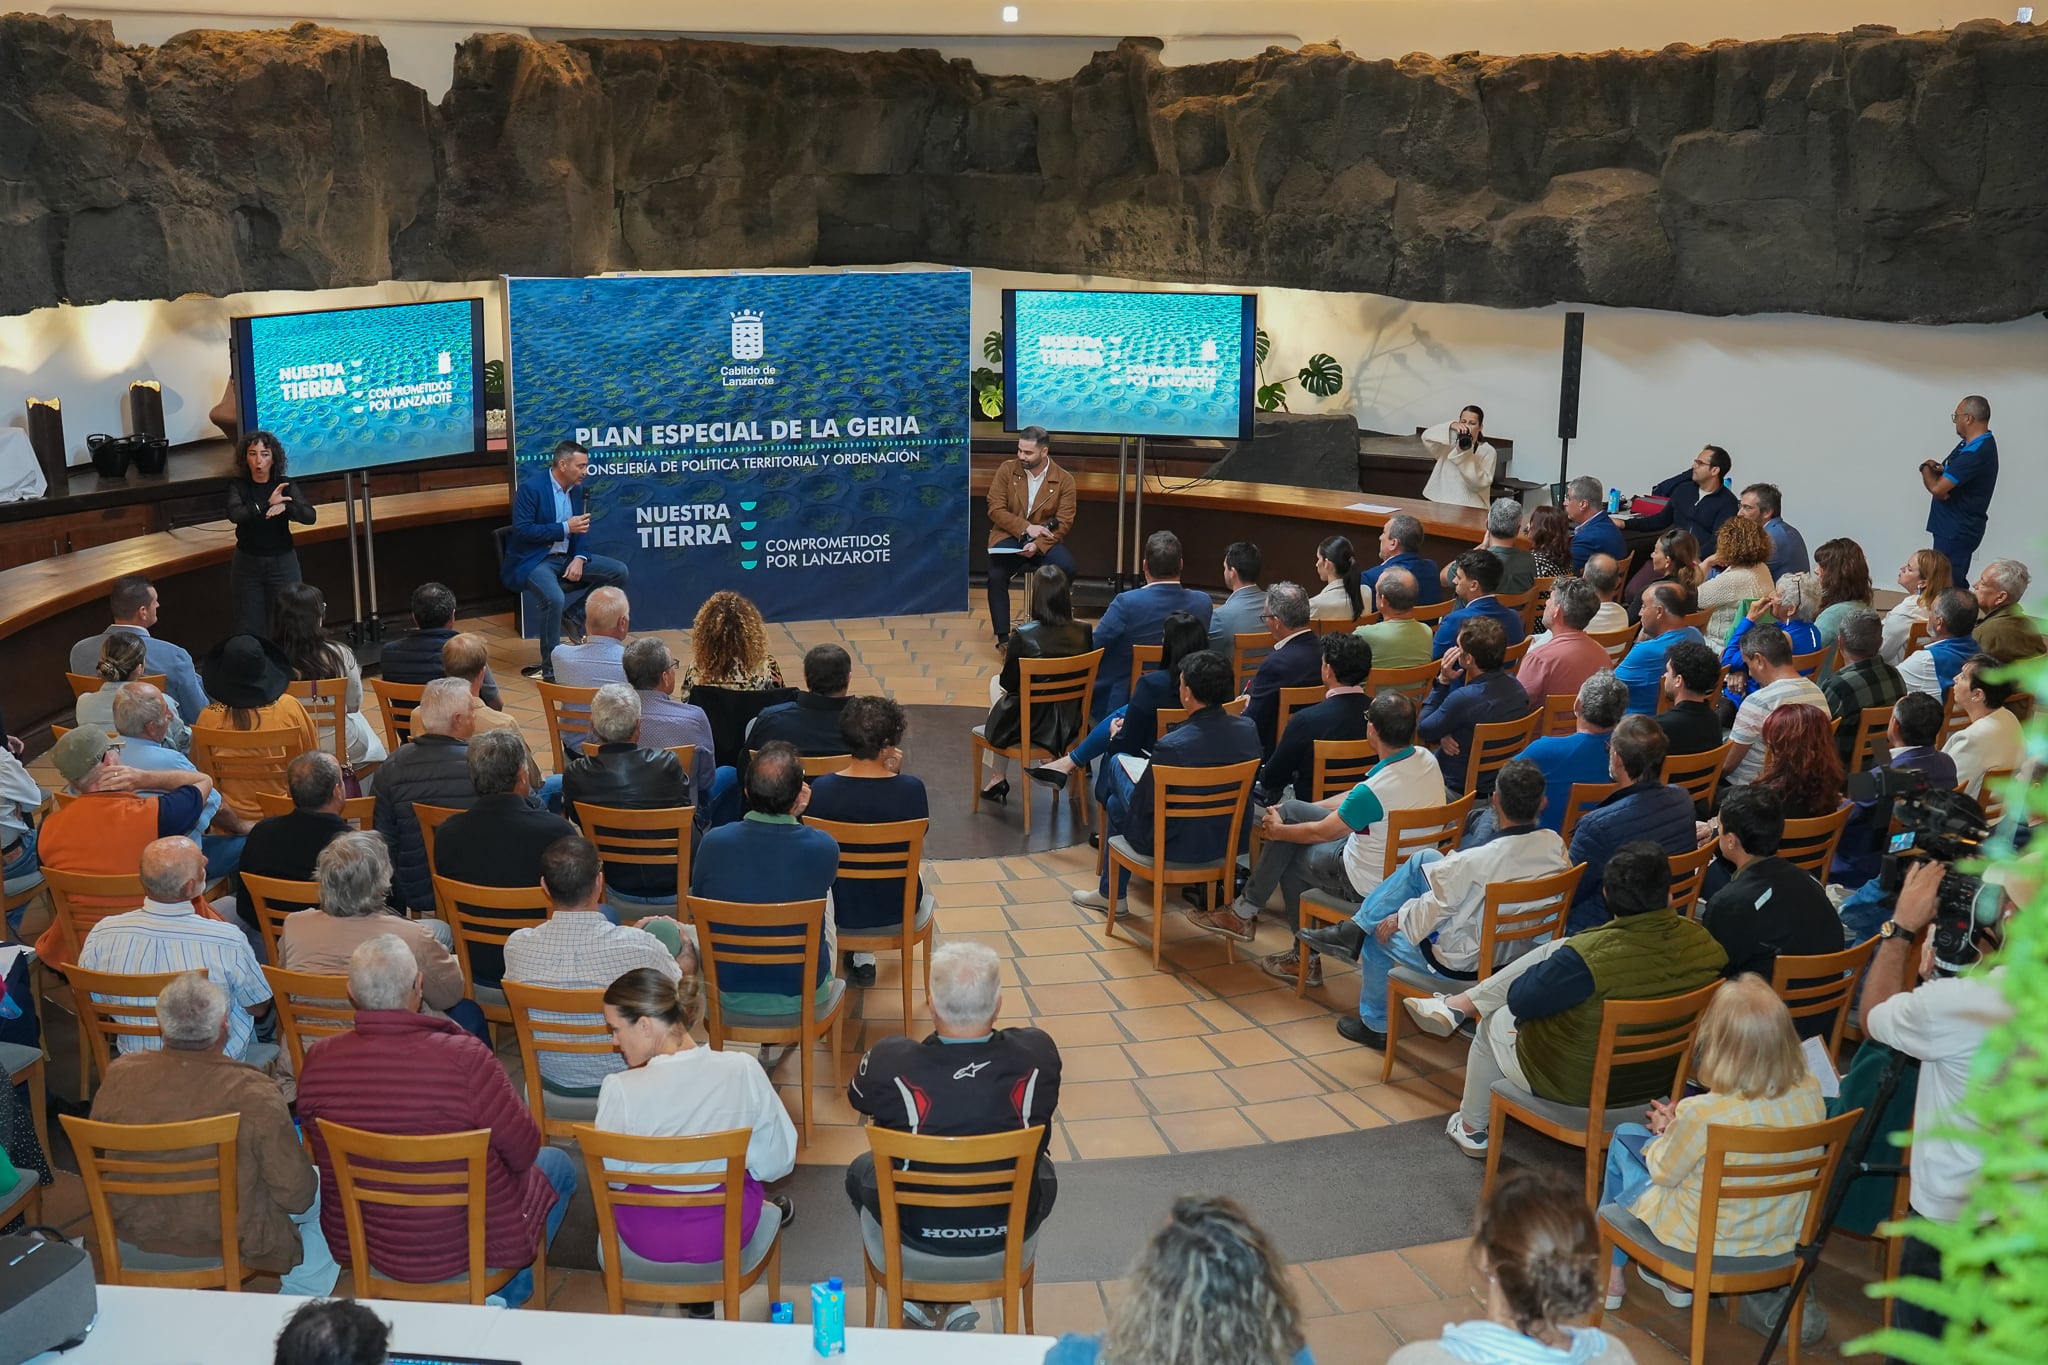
[1105,835,1227,875]
[117,1241,225,1273]
[598,1202,781,1284]
[841,895,936,947]
[473,983,507,1009]
[539,1087,601,1123]
[1490,1078,1652,1134]
[720,977,847,1032]
[1598,1203,1798,1277]
[858,1210,1038,1286]
[0,1040,40,1079]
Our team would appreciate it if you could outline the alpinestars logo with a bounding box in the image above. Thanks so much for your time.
[730,309,765,360]
[953,1061,991,1080]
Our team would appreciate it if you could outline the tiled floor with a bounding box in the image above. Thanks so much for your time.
[15,604,1894,1361]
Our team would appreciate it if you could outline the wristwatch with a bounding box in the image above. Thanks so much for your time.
[1877,919,1908,942]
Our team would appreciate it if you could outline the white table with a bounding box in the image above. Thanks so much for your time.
[28,1286,1058,1364]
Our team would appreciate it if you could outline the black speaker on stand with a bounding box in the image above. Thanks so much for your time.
[1552,311,1585,505]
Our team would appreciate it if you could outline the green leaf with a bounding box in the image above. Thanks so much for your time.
[971,366,999,392]
[1256,380,1289,412]
[1254,328,1272,366]
[1298,352,1344,399]
[977,383,1004,419]
[483,359,506,394]
[982,329,1004,364]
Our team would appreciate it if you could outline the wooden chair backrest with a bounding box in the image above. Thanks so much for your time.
[1539,693,1579,737]
[1273,685,1329,746]
[1127,643,1165,696]
[573,1124,761,1315]
[1523,578,1555,633]
[1587,624,1635,662]
[67,671,167,700]
[1462,711,1543,798]
[536,680,601,773]
[414,802,465,872]
[1475,864,1586,978]
[1688,1111,1864,1286]
[503,980,617,1139]
[1669,841,1719,916]
[1587,981,1722,1113]
[1560,781,1624,840]
[1410,598,1454,624]
[1661,742,1734,811]
[1142,761,1260,881]
[1313,615,1372,636]
[803,817,928,946]
[1309,739,1378,801]
[64,964,195,1086]
[865,1125,1044,1334]
[261,964,358,1071]
[570,803,696,906]
[1937,685,1970,746]
[689,896,830,1043]
[1232,632,1272,691]
[62,1111,243,1289]
[42,866,149,962]
[1382,794,1476,879]
[1975,768,2014,827]
[316,1119,501,1303]
[365,678,427,752]
[240,872,322,963]
[1501,636,1532,671]
[188,724,304,806]
[1680,607,1713,633]
[429,875,551,1002]
[1770,939,1880,1063]
[1155,695,1249,732]
[1004,650,1104,760]
[1846,705,1894,774]
[1901,618,1931,658]
[1366,660,1438,703]
[578,742,698,778]
[252,791,376,828]
[285,677,350,765]
[1779,805,1852,880]
[1789,642,1835,679]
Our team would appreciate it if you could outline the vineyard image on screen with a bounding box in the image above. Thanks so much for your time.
[235,299,483,476]
[1004,290,1256,440]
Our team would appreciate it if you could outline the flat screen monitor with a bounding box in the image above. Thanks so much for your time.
[231,298,486,477]
[1002,288,1257,441]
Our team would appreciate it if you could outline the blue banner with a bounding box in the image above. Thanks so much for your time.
[506,271,971,629]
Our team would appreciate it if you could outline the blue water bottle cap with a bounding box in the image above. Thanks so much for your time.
[829,1277,844,1291]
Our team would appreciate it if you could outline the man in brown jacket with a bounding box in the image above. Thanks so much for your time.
[87,971,338,1293]
[985,424,1079,646]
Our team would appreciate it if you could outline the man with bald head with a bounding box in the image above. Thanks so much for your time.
[1352,566,1433,670]
[549,585,632,690]
[77,835,274,1061]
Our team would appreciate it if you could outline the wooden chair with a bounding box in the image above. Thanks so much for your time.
[189,723,303,816]
[240,873,322,964]
[1522,578,1555,633]
[429,875,552,1034]
[1380,863,1585,1084]
[537,680,601,772]
[1497,589,1534,623]
[1669,842,1718,917]
[1308,739,1378,800]
[503,980,616,1140]
[1779,806,1852,880]
[1154,694,1249,732]
[1901,618,1931,658]
[1366,660,1438,703]
[0,1019,50,1222]
[1410,598,1454,625]
[286,676,351,766]
[66,671,168,700]
[1845,704,1895,774]
[1794,642,1837,678]
[570,803,695,909]
[805,816,934,1038]
[1593,1110,1863,1365]
[1661,741,1734,812]
[50,724,74,744]
[860,1125,1042,1335]
[1974,767,2014,827]
[1771,940,1879,1064]
[365,677,427,752]
[316,1119,540,1304]
[62,1112,247,1289]
[1312,614,1371,636]
[1500,636,1531,673]
[1680,606,1713,633]
[414,803,465,873]
[252,791,376,829]
[1538,693,1579,737]
[66,964,192,1090]
[1587,624,1635,663]
[1483,980,1723,1205]
[1127,643,1164,697]
[1936,685,1971,746]
[41,866,151,1093]
[1461,711,1543,799]
[969,650,1103,835]
[691,895,845,1146]
[261,965,357,1071]
[1231,632,1272,692]
[1297,795,1475,997]
[574,1124,784,1319]
[1273,684,1328,747]
[1101,760,1260,971]
[1559,781,1623,841]
[580,742,698,778]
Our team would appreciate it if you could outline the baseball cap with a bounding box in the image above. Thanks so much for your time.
[50,726,121,788]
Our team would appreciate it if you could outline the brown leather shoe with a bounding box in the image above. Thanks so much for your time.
[1258,948,1322,988]
[1186,906,1255,942]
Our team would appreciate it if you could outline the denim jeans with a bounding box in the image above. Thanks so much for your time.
[1601,1123,1657,1268]
[1839,880,1891,945]
[1236,798,1358,924]
[1070,706,1127,769]
[1097,760,1141,899]
[493,1145,578,1308]
[2,831,39,934]
[705,766,743,827]
[279,1186,341,1296]
[1351,848,1447,1028]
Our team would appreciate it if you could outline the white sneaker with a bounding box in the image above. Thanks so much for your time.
[1444,1112,1488,1157]
[1070,887,1124,914]
[1638,1265,1694,1308]
[1405,994,1468,1038]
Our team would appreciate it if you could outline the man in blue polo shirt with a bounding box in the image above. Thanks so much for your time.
[1922,395,1998,581]
[1361,514,1444,607]
[1561,476,1624,570]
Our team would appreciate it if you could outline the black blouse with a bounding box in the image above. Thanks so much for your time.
[225,477,316,556]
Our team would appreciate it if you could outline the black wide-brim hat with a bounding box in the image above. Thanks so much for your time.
[199,633,294,710]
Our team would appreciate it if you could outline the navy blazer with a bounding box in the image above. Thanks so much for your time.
[1243,631,1323,754]
[502,466,587,590]
[1363,551,1444,606]
[1089,581,1215,717]
[1569,513,1626,570]
[1431,596,1528,657]
[1125,705,1263,864]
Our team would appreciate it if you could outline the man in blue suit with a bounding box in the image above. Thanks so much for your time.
[1431,550,1525,658]
[1073,650,1262,915]
[1241,582,1324,755]
[1562,475,1625,570]
[1089,530,1213,719]
[503,441,630,680]
[1361,514,1443,607]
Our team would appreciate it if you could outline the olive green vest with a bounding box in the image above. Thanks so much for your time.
[1516,911,1728,1107]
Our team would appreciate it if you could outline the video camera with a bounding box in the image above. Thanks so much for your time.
[1845,766,1995,970]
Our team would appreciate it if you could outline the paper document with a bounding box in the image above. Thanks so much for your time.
[1347,501,1400,514]
[1116,754,1150,783]
[1801,1034,1841,1099]
[987,544,1029,555]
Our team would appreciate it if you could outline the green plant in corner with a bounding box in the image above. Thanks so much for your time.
[1254,328,1344,411]
[975,328,1004,419]
[483,359,505,396]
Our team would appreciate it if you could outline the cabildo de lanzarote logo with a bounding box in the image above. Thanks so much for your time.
[723,309,775,388]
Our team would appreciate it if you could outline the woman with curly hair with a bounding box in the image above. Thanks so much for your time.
[223,429,315,635]
[1045,1195,1313,1365]
[1525,505,1573,581]
[1879,548,1952,663]
[1624,529,1704,622]
[1694,517,1776,649]
[682,591,783,693]
[1811,538,1874,650]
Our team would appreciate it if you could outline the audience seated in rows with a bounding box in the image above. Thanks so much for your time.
[563,684,694,907]
[113,680,251,880]
[296,934,575,1309]
[375,678,483,914]
[1524,505,1573,582]
[1027,609,1207,801]
[1696,516,1776,650]
[1654,640,1726,759]
[1352,565,1432,668]
[1819,610,1905,764]
[1717,573,1821,709]
[1511,671,1626,836]
[1361,514,1442,607]
[380,580,504,708]
[807,696,930,988]
[1562,478,1625,571]
[749,643,853,755]
[1832,692,1956,897]
[1568,717,1696,930]
[68,572,208,722]
[1944,653,2026,798]
[88,973,336,1295]
[1517,575,1611,704]
[432,730,581,987]
[1308,535,1370,622]
[191,635,319,825]
[1254,632,1373,807]
[1208,540,1268,649]
[1244,582,1322,754]
[1089,530,1215,719]
[1434,549,1525,659]
[982,564,1096,797]
[1897,587,1980,697]
[270,582,386,768]
[621,634,727,825]
[1723,624,1826,787]
[1623,528,1706,623]
[444,631,521,736]
[78,630,190,751]
[846,941,1060,1334]
[1811,538,1873,649]
[1419,617,1530,797]
[1616,582,1704,715]
[240,752,351,884]
[1698,790,1843,1009]
[1299,758,1568,1050]
[1701,703,1844,901]
[1412,842,1727,1157]
[1191,692,1441,990]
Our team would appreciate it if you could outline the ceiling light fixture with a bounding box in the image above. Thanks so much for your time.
[1002,6,1019,22]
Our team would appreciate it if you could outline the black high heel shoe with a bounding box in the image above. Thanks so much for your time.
[1025,765,1069,792]
[980,778,1011,803]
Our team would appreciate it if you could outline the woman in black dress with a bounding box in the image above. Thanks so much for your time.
[225,429,315,635]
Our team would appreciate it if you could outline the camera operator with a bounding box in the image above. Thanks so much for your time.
[1858,858,2013,1351]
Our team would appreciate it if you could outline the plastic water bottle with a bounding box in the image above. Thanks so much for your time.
[771,1301,795,1324]
[811,1277,846,1356]
[1606,487,1622,515]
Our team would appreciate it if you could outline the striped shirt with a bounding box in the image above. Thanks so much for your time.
[1630,1077,1826,1258]
[502,911,679,1090]
[76,899,273,1059]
